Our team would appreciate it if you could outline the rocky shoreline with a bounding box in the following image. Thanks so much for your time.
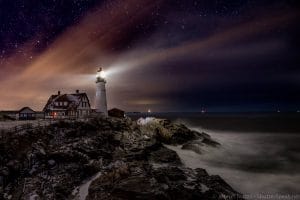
[0,117,243,200]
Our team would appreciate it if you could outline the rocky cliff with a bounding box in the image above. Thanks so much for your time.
[0,117,243,200]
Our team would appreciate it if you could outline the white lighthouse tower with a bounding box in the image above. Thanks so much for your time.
[95,67,108,115]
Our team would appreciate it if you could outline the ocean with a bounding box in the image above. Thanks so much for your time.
[128,113,300,199]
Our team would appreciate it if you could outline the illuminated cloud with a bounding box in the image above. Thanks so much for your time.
[0,0,164,110]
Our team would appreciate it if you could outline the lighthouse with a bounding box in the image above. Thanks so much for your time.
[95,67,108,115]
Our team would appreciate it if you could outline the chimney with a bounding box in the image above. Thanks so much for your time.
[58,91,61,95]
[76,89,79,94]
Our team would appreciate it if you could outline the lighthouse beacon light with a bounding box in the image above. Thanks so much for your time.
[96,67,106,79]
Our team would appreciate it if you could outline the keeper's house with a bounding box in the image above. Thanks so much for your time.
[43,90,91,119]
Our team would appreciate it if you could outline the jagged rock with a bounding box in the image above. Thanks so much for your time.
[147,144,182,165]
[0,117,242,200]
[181,140,220,154]
[182,142,204,154]
[138,117,204,144]
[202,137,220,147]
[181,134,220,154]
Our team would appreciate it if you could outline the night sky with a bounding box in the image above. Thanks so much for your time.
[0,0,299,112]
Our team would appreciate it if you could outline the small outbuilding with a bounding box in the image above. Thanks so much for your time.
[108,108,125,118]
[18,107,36,120]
